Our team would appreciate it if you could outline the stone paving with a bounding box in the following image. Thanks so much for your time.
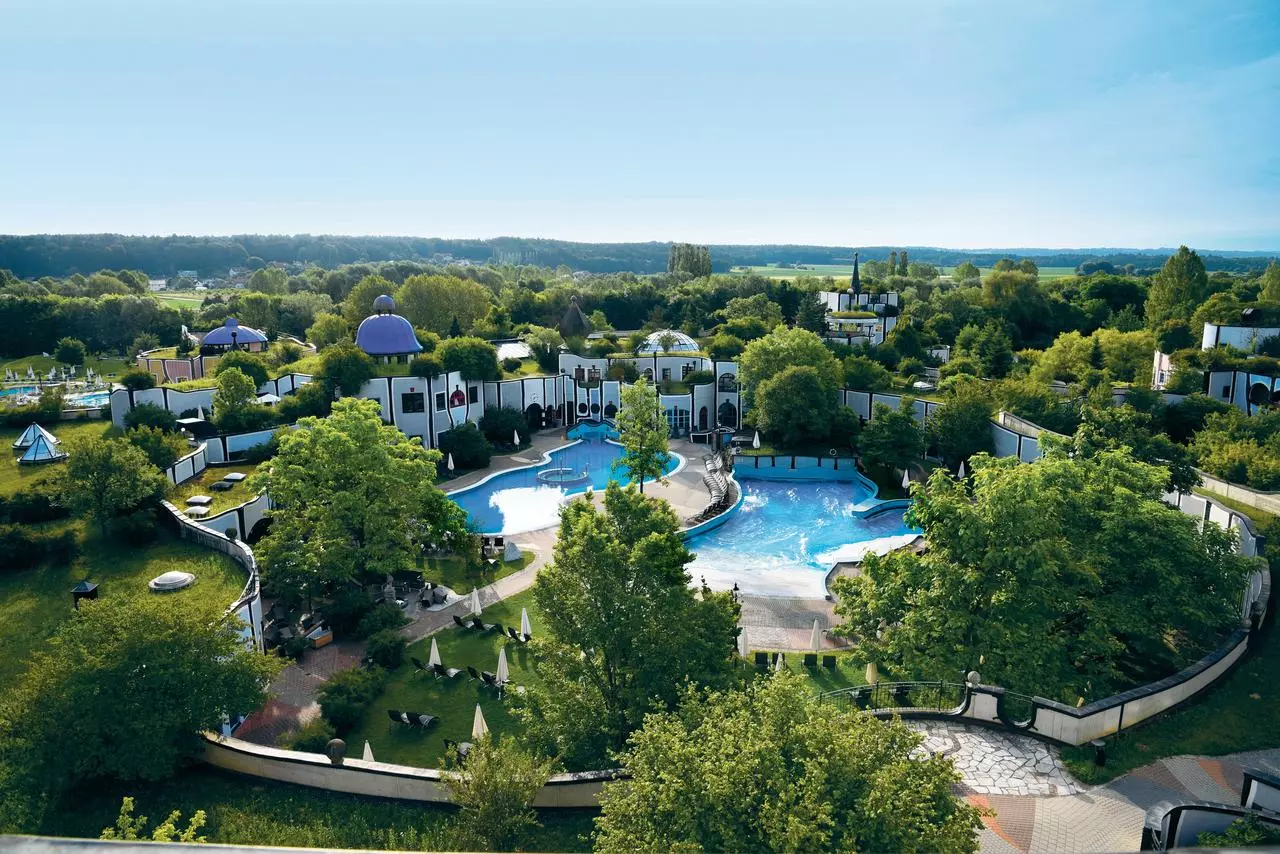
[910,717,1280,854]
[909,721,1084,796]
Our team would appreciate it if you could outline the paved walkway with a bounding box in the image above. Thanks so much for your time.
[904,719,1280,854]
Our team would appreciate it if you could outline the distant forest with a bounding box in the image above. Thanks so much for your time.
[0,234,1273,279]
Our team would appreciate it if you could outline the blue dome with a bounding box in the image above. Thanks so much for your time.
[356,297,422,356]
[204,318,268,347]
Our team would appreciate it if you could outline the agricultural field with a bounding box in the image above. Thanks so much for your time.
[734,263,1078,281]
[151,290,238,309]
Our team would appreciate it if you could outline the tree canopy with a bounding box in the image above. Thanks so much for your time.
[516,485,738,767]
[248,398,468,604]
[612,376,669,494]
[833,449,1253,702]
[595,673,982,854]
[737,326,841,409]
[54,437,167,534]
[1145,245,1209,327]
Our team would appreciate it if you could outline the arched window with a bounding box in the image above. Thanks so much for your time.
[698,406,709,431]
[718,400,738,428]
[1249,382,1270,406]
[524,403,544,428]
[604,402,618,419]
[578,402,589,414]
[590,402,600,415]
[717,373,737,392]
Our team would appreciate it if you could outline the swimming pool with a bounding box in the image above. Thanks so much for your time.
[0,386,37,399]
[686,477,919,598]
[66,390,111,407]
[449,439,681,534]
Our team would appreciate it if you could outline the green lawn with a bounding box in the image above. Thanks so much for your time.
[0,525,249,686]
[502,358,544,379]
[2,353,132,379]
[748,649,869,694]
[152,290,235,309]
[0,420,115,497]
[1061,616,1280,783]
[169,462,263,517]
[38,765,596,851]
[421,550,535,594]
[342,589,548,768]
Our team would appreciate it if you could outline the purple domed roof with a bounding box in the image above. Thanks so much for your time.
[204,317,268,346]
[356,296,422,356]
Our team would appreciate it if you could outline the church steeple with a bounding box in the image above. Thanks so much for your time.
[847,251,861,297]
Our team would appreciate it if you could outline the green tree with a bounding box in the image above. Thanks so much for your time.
[516,485,738,767]
[122,401,178,432]
[129,332,161,355]
[317,343,375,397]
[705,332,745,360]
[211,367,264,433]
[1260,260,1280,302]
[442,736,557,852]
[859,399,925,475]
[754,365,834,449]
[926,378,995,468]
[612,376,669,494]
[397,274,494,337]
[55,336,87,365]
[306,313,350,348]
[898,248,909,276]
[341,275,398,326]
[842,354,893,390]
[439,337,501,382]
[595,674,982,854]
[1145,245,1209,327]
[954,320,1014,378]
[1,595,280,805]
[521,325,564,373]
[889,250,899,274]
[738,326,841,409]
[721,294,783,329]
[795,293,828,334]
[833,450,1251,702]
[953,261,981,282]
[125,426,190,470]
[118,369,156,391]
[248,398,466,603]
[1055,403,1198,493]
[248,267,286,295]
[101,797,208,843]
[54,437,167,534]
[214,349,269,388]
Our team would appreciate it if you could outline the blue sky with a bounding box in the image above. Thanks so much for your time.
[1,0,1278,249]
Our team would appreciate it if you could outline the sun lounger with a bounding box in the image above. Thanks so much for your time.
[411,657,428,672]
[466,665,482,681]
[479,670,500,688]
[405,711,437,728]
[431,662,464,679]
[505,626,529,643]
[453,615,473,630]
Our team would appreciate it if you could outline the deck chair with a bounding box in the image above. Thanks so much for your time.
[406,711,437,728]
[822,655,837,669]
[754,651,769,668]
[411,656,428,672]
[431,662,464,679]
[387,709,405,724]
[467,665,482,681]
[453,615,472,630]
[480,670,500,688]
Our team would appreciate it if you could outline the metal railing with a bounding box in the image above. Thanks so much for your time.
[819,681,968,716]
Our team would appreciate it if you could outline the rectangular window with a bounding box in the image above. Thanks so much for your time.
[401,392,425,413]
[1222,386,1230,398]
[662,368,671,381]
[681,364,692,378]
[435,392,447,410]
[468,385,479,404]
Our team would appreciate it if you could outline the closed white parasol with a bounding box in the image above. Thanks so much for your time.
[472,704,489,740]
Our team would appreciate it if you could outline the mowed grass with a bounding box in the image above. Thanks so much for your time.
[152,290,237,309]
[0,420,115,497]
[421,550,535,594]
[169,462,263,517]
[0,525,249,686]
[342,589,547,768]
[39,765,596,851]
[2,353,131,378]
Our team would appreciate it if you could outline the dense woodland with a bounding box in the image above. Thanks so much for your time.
[0,234,1272,279]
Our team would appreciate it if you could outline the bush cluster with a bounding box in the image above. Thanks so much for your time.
[0,485,69,524]
[0,525,78,572]
[317,666,388,734]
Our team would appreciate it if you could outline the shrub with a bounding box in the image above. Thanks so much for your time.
[365,628,407,669]
[0,388,64,428]
[125,425,189,469]
[123,402,178,432]
[354,602,410,640]
[271,341,303,368]
[109,509,159,546]
[276,382,332,422]
[241,429,282,464]
[478,406,531,446]
[55,337,88,365]
[119,369,156,391]
[683,369,714,386]
[285,717,337,753]
[0,525,79,573]
[130,333,161,355]
[439,422,492,470]
[501,357,523,373]
[318,666,388,733]
[0,485,69,524]
[224,527,239,541]
[215,350,270,388]
[608,361,640,382]
[408,354,444,378]
[898,357,926,379]
[178,408,198,419]
[322,587,377,637]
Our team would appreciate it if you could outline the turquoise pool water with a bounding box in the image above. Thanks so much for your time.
[67,390,110,407]
[449,439,679,534]
[0,386,37,399]
[686,478,919,598]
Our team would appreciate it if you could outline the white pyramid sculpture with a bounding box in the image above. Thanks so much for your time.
[19,432,68,464]
[12,423,59,450]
